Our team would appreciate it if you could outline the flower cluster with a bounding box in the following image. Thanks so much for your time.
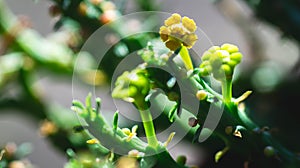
[159,13,198,51]
[199,43,243,81]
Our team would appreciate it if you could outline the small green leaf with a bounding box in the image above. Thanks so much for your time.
[85,93,93,118]
[108,150,114,162]
[164,132,176,147]
[66,148,76,158]
[215,147,229,163]
[72,100,85,110]
[113,111,119,131]
[96,97,101,113]
[168,103,178,122]
[85,93,92,108]
[132,125,138,133]
[215,151,223,163]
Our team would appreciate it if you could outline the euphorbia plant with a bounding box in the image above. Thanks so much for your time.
[69,13,300,168]
[0,0,299,166]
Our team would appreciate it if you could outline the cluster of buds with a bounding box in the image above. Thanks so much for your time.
[199,43,243,81]
[112,65,150,103]
[159,13,198,51]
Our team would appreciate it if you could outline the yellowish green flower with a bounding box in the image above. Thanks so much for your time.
[122,125,138,142]
[159,13,198,51]
[111,65,150,103]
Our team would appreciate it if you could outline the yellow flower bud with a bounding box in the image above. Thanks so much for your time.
[165,39,181,51]
[159,26,169,42]
[164,13,181,26]
[221,64,232,76]
[182,34,198,48]
[230,52,242,63]
[199,65,212,76]
[227,60,238,68]
[221,43,239,53]
[196,90,207,100]
[122,128,131,135]
[215,50,230,59]
[182,16,197,33]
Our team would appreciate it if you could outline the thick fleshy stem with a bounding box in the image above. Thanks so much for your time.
[221,78,232,104]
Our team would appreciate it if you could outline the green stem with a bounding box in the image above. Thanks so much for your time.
[134,97,159,149]
[139,109,159,148]
[221,78,232,103]
[179,46,193,71]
